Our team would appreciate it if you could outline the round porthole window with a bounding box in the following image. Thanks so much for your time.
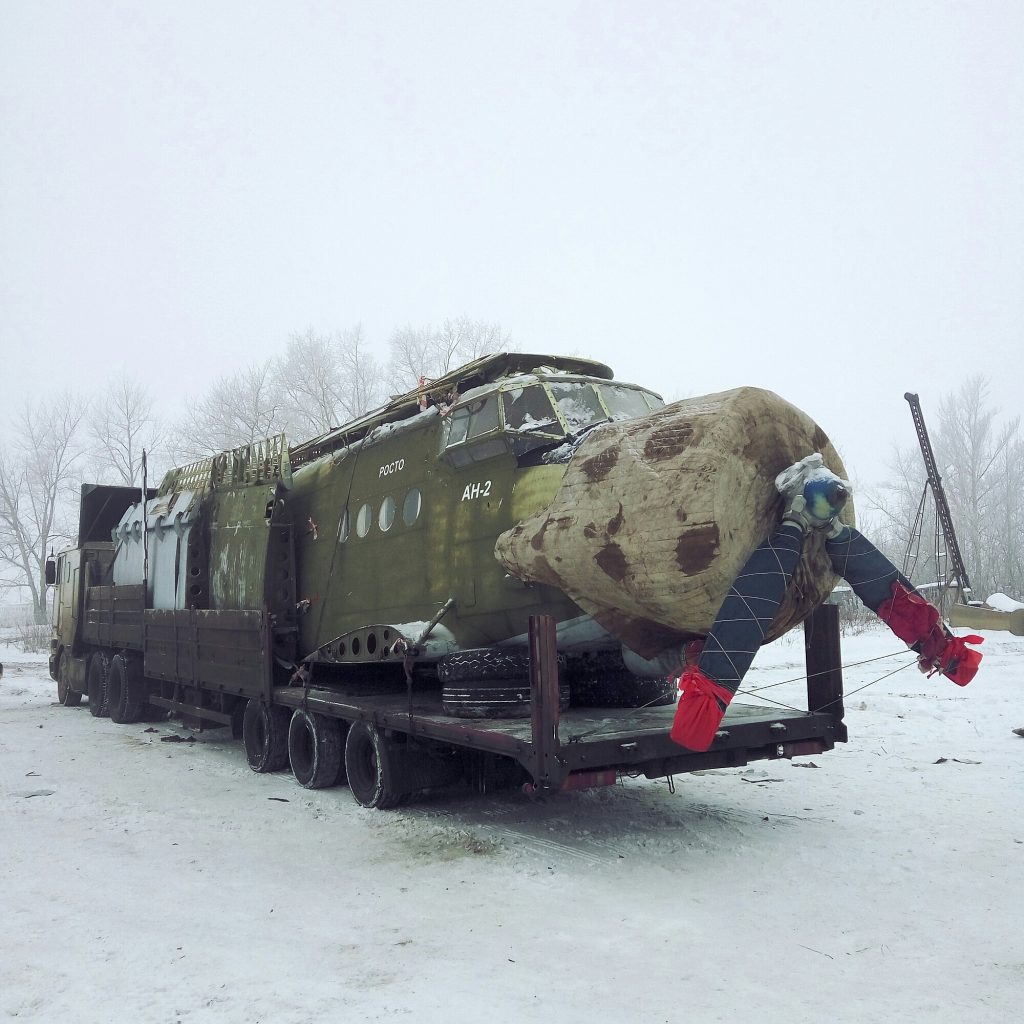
[338,507,350,543]
[355,502,372,538]
[403,488,422,526]
[379,495,396,532]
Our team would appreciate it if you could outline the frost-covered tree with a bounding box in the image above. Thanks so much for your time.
[172,362,286,463]
[872,376,1023,601]
[0,393,88,621]
[86,372,165,486]
[275,325,384,441]
[388,317,513,393]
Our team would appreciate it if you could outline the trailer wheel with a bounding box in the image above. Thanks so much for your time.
[87,652,109,717]
[242,699,290,772]
[441,681,571,719]
[288,709,344,789]
[56,651,82,707]
[344,722,404,809]
[107,654,147,724]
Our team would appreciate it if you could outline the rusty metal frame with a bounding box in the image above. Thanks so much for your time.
[270,609,847,793]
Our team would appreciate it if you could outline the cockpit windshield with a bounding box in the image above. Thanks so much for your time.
[601,384,658,420]
[439,378,663,465]
[548,381,607,432]
[501,386,560,434]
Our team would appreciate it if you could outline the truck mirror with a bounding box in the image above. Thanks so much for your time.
[45,558,56,586]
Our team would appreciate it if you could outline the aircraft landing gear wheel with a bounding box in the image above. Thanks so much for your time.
[87,652,109,717]
[441,680,570,719]
[242,699,289,772]
[344,722,404,809]
[57,652,82,706]
[438,648,530,683]
[288,709,344,789]
[567,651,677,708]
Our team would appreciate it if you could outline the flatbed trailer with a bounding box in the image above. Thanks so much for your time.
[268,608,846,800]
[53,566,845,806]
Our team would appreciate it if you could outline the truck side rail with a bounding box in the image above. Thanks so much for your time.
[82,584,145,651]
[144,608,272,700]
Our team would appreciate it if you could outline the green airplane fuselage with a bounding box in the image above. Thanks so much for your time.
[283,361,663,659]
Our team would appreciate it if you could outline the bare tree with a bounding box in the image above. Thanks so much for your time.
[388,317,513,393]
[934,376,1022,598]
[990,433,1024,594]
[335,325,385,420]
[275,325,385,442]
[275,328,344,441]
[872,376,1023,601]
[0,393,88,621]
[173,362,286,463]
[388,324,437,394]
[86,372,165,486]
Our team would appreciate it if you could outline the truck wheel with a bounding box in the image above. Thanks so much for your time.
[441,681,571,719]
[108,654,147,724]
[56,651,82,707]
[288,709,344,789]
[87,652,109,717]
[344,722,404,809]
[242,699,289,773]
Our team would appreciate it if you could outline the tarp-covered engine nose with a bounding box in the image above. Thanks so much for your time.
[495,386,855,659]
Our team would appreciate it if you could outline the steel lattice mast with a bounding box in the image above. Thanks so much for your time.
[903,392,972,597]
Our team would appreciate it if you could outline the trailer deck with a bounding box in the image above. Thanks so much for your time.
[272,604,847,794]
[273,685,843,785]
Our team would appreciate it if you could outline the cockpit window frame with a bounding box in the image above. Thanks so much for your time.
[438,375,664,465]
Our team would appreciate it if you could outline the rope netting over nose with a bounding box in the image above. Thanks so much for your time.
[696,523,805,692]
[671,458,983,753]
[825,525,913,610]
[671,523,804,752]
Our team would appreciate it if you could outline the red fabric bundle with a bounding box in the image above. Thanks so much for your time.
[670,667,734,752]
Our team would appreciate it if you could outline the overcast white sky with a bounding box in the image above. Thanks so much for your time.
[2,1,1021,493]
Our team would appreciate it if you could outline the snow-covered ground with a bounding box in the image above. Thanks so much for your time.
[1,626,1021,1024]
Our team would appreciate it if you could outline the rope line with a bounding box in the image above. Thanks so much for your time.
[567,650,919,740]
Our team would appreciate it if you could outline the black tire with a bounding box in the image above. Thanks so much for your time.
[288,709,344,789]
[567,650,677,708]
[107,654,147,724]
[242,699,290,772]
[87,652,109,717]
[57,651,82,707]
[437,648,531,684]
[344,722,404,809]
[441,680,571,719]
